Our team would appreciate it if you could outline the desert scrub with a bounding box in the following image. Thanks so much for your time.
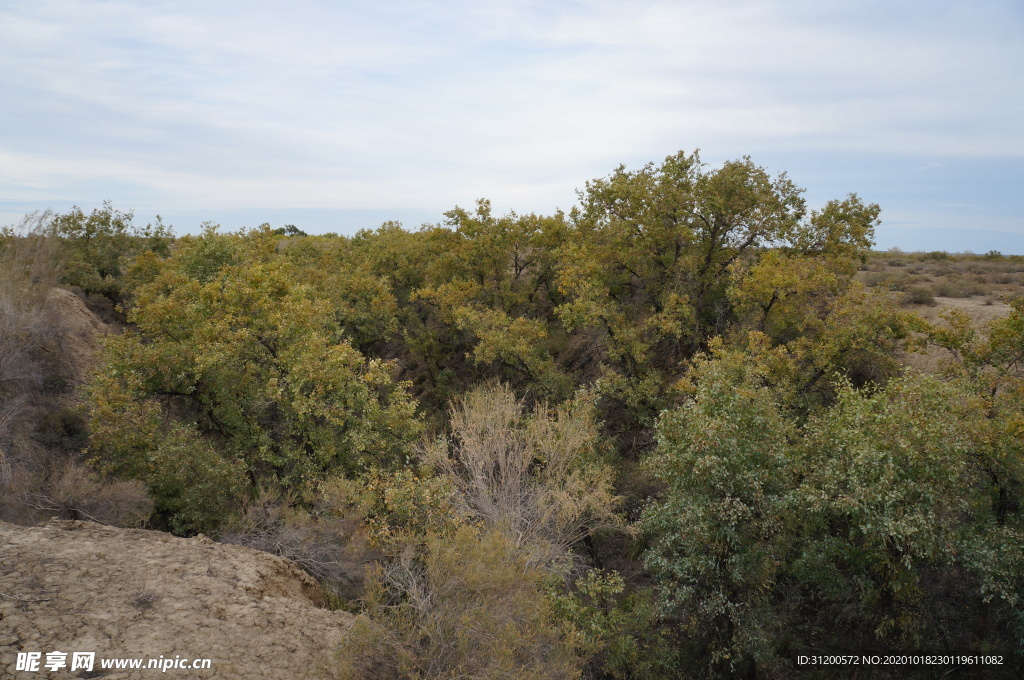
[904,285,936,306]
[336,526,584,680]
[220,487,378,604]
[423,382,622,572]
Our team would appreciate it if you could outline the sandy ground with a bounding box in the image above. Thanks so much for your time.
[1,520,353,679]
[901,296,1013,375]
[907,296,1013,327]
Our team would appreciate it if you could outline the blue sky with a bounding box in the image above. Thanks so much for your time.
[2,0,1022,251]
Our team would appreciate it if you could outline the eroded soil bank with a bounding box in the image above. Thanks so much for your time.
[1,519,353,679]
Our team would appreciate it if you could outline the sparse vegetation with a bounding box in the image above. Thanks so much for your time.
[858,248,1023,302]
[337,527,585,680]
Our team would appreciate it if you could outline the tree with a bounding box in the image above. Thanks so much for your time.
[555,151,879,451]
[85,227,420,532]
[413,201,573,401]
[641,338,795,678]
[642,338,1024,676]
[48,202,172,300]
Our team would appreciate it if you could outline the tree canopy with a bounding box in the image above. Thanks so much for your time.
[15,150,1017,677]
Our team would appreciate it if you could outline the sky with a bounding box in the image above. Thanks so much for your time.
[1,0,1022,252]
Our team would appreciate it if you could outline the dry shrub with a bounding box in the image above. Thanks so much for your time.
[3,461,152,526]
[0,212,62,290]
[933,280,967,298]
[220,487,377,603]
[0,289,63,392]
[337,526,583,680]
[904,285,936,306]
[0,218,67,491]
[0,217,149,529]
[424,382,621,572]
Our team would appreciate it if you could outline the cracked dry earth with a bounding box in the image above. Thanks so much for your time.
[1,519,353,679]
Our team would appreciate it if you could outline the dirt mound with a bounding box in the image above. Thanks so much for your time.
[1,520,353,679]
[44,288,109,382]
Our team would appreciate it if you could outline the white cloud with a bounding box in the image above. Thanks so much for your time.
[0,0,1021,239]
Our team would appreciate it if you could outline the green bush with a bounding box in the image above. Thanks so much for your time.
[49,202,172,301]
[83,229,421,532]
[84,378,244,534]
[641,341,1024,676]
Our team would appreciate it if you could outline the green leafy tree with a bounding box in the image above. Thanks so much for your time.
[792,377,979,647]
[49,202,172,300]
[642,340,1024,676]
[85,227,420,532]
[555,151,879,450]
[413,201,573,401]
[641,339,795,677]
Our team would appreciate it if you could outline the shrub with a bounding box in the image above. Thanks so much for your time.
[861,271,888,287]
[0,218,140,527]
[423,382,621,571]
[356,468,466,552]
[904,285,936,306]
[548,570,681,680]
[220,488,377,603]
[12,463,152,526]
[933,280,966,297]
[336,526,584,680]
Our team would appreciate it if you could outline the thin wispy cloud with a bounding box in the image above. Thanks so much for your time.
[1,0,1021,249]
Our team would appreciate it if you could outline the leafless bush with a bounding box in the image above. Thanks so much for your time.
[0,216,67,489]
[0,215,140,529]
[424,382,621,572]
[337,527,583,680]
[220,490,376,602]
[8,462,152,526]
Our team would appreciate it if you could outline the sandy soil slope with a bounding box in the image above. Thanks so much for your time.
[1,519,353,679]
[43,288,110,383]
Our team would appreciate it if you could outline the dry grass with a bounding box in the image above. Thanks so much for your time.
[0,217,151,528]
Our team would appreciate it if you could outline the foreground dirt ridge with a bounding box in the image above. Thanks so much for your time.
[0,519,352,679]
